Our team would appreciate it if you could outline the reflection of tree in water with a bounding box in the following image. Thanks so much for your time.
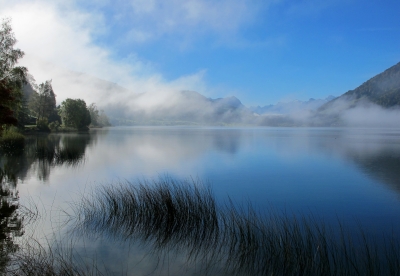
[0,132,96,273]
[30,134,93,181]
[1,133,94,183]
[0,134,94,185]
[0,175,24,273]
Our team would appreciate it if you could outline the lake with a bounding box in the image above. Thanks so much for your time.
[2,126,400,275]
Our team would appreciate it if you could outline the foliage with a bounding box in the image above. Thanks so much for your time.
[48,121,60,132]
[59,98,91,130]
[0,18,28,134]
[28,80,57,123]
[36,118,50,132]
[0,80,18,131]
[88,103,111,127]
[16,96,31,127]
[0,126,25,151]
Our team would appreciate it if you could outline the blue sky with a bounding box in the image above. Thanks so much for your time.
[2,0,400,106]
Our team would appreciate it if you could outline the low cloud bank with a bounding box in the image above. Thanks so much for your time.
[341,104,400,128]
[257,97,400,128]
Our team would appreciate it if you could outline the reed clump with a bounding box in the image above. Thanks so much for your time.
[7,241,106,276]
[76,178,219,254]
[71,178,400,276]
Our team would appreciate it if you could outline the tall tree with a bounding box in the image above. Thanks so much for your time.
[0,18,28,134]
[59,98,91,130]
[29,80,56,122]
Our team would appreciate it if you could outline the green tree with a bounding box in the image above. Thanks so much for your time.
[0,18,28,134]
[28,80,56,122]
[59,98,91,130]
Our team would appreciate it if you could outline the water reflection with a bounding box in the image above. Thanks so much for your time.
[70,179,400,276]
[0,171,24,273]
[0,133,96,273]
[0,133,95,183]
[314,128,400,194]
[101,128,400,189]
[29,134,92,181]
[8,127,400,275]
[13,128,400,195]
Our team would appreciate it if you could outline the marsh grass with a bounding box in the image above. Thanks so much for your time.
[69,178,400,276]
[7,240,106,276]
[75,178,219,254]
[8,178,400,275]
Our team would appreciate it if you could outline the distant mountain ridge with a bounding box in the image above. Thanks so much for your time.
[251,95,336,115]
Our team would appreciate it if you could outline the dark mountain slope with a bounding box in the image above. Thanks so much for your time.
[320,62,400,112]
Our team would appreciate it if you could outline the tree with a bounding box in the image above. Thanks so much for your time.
[88,103,99,127]
[0,81,17,128]
[0,18,28,134]
[28,80,57,122]
[88,103,111,127]
[59,98,91,130]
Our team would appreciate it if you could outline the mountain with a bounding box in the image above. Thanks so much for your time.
[319,62,400,113]
[107,90,253,125]
[251,96,336,115]
[313,61,400,127]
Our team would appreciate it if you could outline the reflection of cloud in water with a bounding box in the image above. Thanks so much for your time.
[87,127,242,177]
[84,128,400,196]
[65,229,218,275]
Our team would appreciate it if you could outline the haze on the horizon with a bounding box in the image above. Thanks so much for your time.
[1,0,400,108]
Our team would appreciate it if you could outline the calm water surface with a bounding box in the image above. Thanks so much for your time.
[2,126,400,274]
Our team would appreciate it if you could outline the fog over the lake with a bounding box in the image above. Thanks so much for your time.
[311,95,400,128]
[334,102,400,128]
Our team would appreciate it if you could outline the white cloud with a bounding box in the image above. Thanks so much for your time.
[0,0,211,108]
[108,0,278,47]
[125,0,267,41]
